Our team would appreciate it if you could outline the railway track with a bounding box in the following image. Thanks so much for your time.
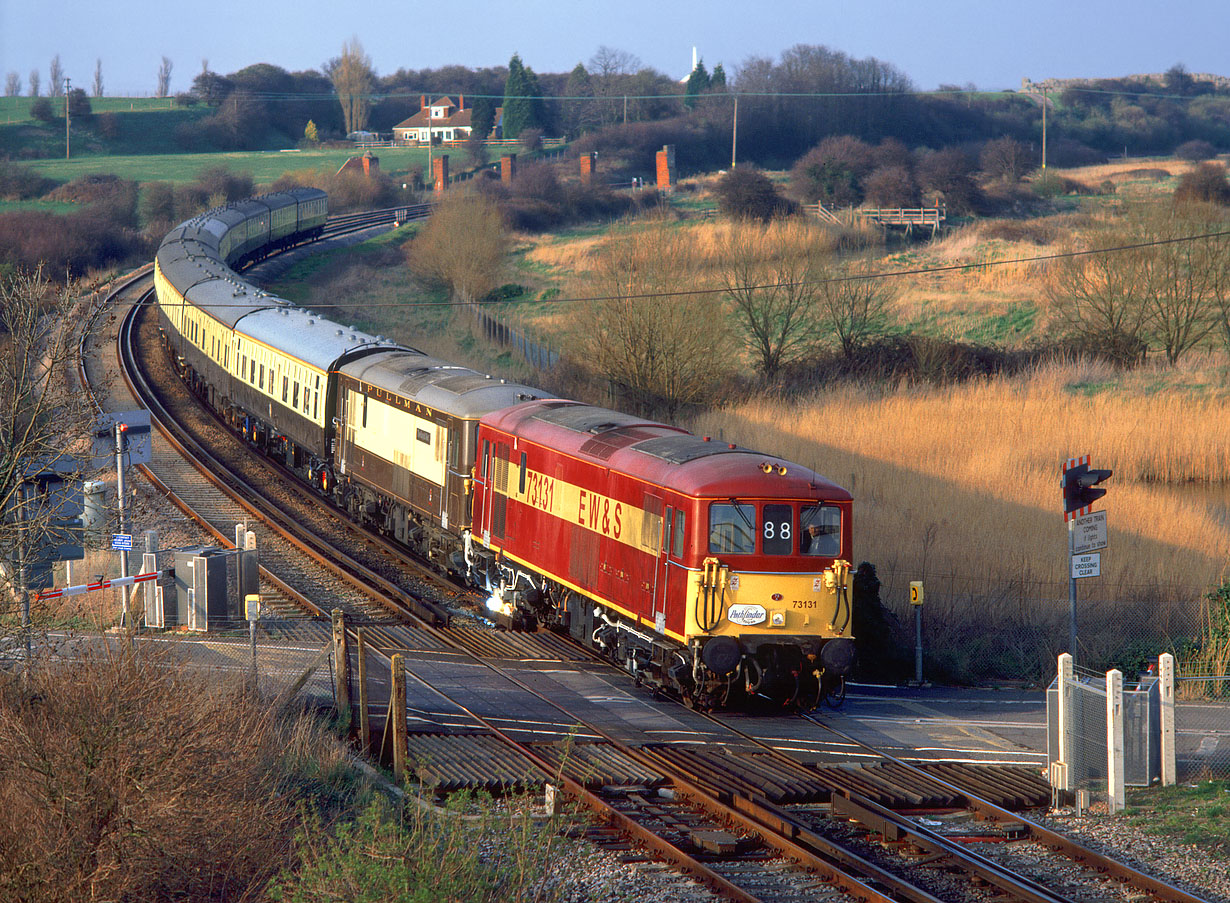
[92,227,1218,903]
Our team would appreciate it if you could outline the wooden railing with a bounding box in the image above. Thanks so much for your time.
[807,203,947,233]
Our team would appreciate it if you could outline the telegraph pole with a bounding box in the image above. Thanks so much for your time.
[1040,86,1047,180]
[65,77,71,160]
[731,95,738,169]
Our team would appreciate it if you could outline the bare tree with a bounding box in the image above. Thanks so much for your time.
[588,45,640,125]
[1138,204,1227,364]
[47,55,63,97]
[579,220,735,418]
[815,261,897,358]
[0,269,99,630]
[4,72,19,97]
[27,69,39,97]
[717,221,826,378]
[1047,217,1151,364]
[980,136,1035,183]
[156,56,173,98]
[92,59,104,98]
[1050,206,1230,365]
[406,192,507,303]
[325,37,373,136]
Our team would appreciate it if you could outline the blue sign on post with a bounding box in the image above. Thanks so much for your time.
[111,533,133,551]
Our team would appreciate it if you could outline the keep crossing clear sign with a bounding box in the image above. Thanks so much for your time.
[1071,552,1101,579]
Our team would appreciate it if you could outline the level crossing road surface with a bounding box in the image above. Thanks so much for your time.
[41,630,1225,777]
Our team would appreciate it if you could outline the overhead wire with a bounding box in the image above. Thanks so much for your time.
[150,225,1230,313]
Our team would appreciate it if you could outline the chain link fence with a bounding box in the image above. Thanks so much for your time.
[127,618,339,709]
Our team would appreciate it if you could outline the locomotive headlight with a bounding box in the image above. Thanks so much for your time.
[770,611,786,627]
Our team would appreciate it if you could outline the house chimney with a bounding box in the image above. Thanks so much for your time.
[458,94,464,111]
[420,94,426,110]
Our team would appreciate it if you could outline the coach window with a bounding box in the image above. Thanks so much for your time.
[293,382,300,409]
[672,509,686,558]
[800,505,841,557]
[709,503,755,555]
[258,364,265,390]
[282,376,289,403]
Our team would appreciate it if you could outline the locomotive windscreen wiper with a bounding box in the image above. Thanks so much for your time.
[729,498,755,532]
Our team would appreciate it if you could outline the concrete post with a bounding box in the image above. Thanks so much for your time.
[1056,653,1073,791]
[1106,668,1124,813]
[1159,652,1176,786]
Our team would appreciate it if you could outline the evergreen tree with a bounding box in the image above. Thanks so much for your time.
[684,60,710,110]
[711,63,727,91]
[563,62,595,136]
[502,53,545,139]
[469,97,495,140]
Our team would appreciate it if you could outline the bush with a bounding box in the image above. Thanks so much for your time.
[194,165,254,203]
[1174,162,1230,206]
[915,147,981,213]
[789,136,875,206]
[980,136,1036,183]
[1048,138,1104,168]
[713,166,794,221]
[0,647,352,902]
[0,208,149,277]
[95,111,119,139]
[1176,139,1217,162]
[0,161,54,200]
[29,97,55,122]
[862,165,917,206]
[268,793,566,903]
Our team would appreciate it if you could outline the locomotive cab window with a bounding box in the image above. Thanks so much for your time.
[709,503,755,554]
[672,509,685,558]
[800,505,841,557]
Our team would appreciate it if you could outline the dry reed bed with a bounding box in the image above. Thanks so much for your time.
[689,364,1230,615]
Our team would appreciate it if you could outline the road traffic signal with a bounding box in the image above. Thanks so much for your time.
[1062,461,1112,518]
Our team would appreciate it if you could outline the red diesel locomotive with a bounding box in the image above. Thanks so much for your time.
[466,399,856,710]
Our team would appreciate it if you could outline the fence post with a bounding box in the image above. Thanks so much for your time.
[1159,652,1176,786]
[1055,652,1073,792]
[332,609,350,728]
[1106,668,1124,813]
[390,652,406,783]
[357,627,370,755]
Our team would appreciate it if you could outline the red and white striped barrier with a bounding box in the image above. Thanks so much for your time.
[36,571,160,601]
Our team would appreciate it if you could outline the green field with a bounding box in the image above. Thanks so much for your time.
[0,95,179,125]
[20,146,437,187]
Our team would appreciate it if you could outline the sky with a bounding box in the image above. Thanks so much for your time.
[1,0,1226,98]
